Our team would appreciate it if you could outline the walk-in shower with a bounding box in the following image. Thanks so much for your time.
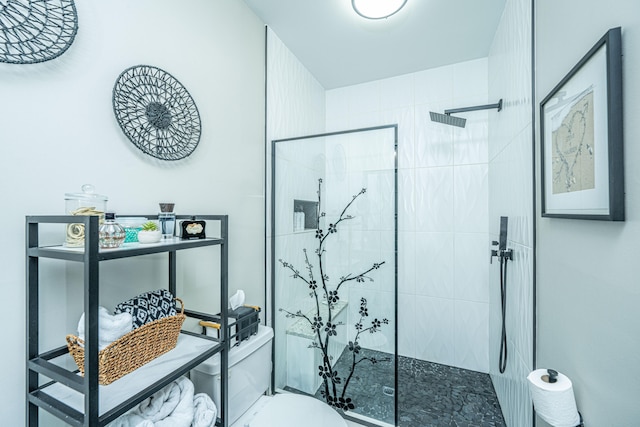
[271,125,398,426]
[270,124,507,426]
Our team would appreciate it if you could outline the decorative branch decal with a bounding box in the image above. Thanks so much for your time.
[279,178,387,412]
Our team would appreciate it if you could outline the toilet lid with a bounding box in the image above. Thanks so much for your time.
[248,394,347,427]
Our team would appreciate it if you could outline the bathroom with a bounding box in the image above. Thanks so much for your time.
[2,0,639,426]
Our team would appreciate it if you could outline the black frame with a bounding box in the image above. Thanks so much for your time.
[540,27,624,220]
[270,125,398,426]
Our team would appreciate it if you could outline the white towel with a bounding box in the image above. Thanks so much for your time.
[192,393,217,427]
[108,377,220,427]
[108,377,195,427]
[77,306,133,351]
[136,376,195,427]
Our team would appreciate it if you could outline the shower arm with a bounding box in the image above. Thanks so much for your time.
[444,99,503,115]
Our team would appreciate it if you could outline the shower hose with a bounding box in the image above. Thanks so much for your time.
[499,254,508,374]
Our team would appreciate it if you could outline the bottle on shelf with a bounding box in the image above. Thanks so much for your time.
[99,212,126,248]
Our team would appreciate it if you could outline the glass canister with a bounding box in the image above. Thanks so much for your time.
[64,184,108,247]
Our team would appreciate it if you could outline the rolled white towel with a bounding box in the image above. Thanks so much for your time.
[192,393,217,427]
[77,306,133,351]
[136,376,194,427]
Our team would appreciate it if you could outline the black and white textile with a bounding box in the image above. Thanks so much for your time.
[114,289,177,329]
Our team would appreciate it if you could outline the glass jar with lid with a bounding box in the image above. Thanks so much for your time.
[64,184,108,247]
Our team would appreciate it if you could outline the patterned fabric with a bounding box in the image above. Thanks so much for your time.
[114,289,177,329]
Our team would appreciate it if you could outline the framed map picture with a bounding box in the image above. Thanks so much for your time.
[541,27,624,220]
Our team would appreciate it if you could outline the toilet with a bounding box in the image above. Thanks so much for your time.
[190,325,348,427]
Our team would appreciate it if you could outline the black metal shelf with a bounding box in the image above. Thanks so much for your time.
[26,215,230,427]
[28,237,225,261]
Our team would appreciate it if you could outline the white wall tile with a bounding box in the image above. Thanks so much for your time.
[487,0,533,425]
[398,231,416,295]
[381,73,414,110]
[348,80,381,114]
[453,110,489,165]
[325,58,497,379]
[326,88,350,131]
[414,64,454,104]
[415,232,454,299]
[453,58,489,101]
[382,107,414,170]
[415,166,454,232]
[454,300,489,372]
[398,168,415,232]
[415,104,454,167]
[454,233,489,303]
[454,164,489,233]
[415,295,455,366]
[398,292,416,358]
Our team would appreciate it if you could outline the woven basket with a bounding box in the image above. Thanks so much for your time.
[66,298,185,385]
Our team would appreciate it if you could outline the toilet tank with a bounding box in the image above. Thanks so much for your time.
[190,325,274,425]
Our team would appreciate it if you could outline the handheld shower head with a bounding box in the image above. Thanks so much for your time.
[430,99,503,128]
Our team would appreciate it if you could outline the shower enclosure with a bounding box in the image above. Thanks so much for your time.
[271,125,398,426]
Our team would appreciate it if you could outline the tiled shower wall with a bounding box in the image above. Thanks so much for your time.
[487,1,534,426]
[326,59,491,373]
[265,28,326,389]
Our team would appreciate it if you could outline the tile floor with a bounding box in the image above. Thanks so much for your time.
[315,348,507,427]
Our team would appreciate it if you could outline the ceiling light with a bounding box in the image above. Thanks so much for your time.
[352,0,408,19]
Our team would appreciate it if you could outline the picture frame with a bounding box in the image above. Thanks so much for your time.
[540,27,624,220]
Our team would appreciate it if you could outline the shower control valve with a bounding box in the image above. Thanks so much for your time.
[490,241,499,264]
[490,241,513,263]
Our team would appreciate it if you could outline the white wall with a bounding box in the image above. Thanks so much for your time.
[487,1,534,426]
[535,1,640,425]
[0,1,265,424]
[326,59,491,373]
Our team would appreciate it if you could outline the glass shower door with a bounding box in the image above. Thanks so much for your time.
[271,125,397,426]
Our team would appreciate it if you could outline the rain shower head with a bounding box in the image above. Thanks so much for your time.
[430,99,503,128]
[429,111,467,128]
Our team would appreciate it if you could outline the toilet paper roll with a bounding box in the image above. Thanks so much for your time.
[527,369,580,427]
[229,289,245,311]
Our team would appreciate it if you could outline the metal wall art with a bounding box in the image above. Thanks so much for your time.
[0,0,78,64]
[112,65,201,161]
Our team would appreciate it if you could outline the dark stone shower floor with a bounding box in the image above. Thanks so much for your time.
[312,347,507,427]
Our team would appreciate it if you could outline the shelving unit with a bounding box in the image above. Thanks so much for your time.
[26,214,230,427]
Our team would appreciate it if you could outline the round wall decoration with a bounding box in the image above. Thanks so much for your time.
[0,0,78,64]
[112,65,201,161]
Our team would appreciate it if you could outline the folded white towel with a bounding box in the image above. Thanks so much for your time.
[77,306,133,351]
[192,393,217,427]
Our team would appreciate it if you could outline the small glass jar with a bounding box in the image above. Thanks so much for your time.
[116,216,148,243]
[64,184,108,247]
[99,213,125,249]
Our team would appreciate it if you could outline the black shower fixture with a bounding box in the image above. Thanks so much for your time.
[429,99,503,128]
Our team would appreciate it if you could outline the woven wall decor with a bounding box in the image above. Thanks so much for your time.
[112,65,201,161]
[0,0,78,64]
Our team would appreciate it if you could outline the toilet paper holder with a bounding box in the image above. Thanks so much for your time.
[540,369,585,427]
[541,368,558,383]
